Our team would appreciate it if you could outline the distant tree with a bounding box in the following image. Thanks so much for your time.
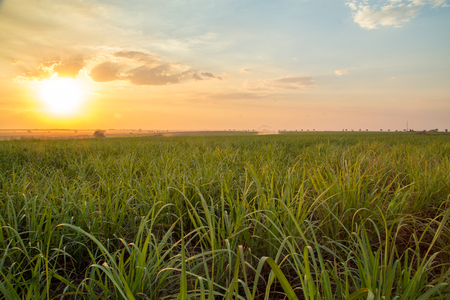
[93,130,106,138]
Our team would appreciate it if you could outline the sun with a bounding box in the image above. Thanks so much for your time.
[38,78,85,114]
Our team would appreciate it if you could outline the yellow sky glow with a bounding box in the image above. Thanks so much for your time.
[37,77,86,115]
[0,0,449,131]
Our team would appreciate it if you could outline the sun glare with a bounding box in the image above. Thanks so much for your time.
[38,78,85,114]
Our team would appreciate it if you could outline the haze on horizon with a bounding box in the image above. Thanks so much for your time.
[0,0,449,131]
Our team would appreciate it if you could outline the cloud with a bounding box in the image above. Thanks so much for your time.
[192,73,203,81]
[113,51,160,66]
[201,72,222,80]
[3,0,224,88]
[190,71,223,81]
[347,0,449,29]
[53,61,83,78]
[352,4,421,29]
[88,60,196,86]
[80,48,222,86]
[348,2,358,10]
[201,72,215,78]
[89,62,122,82]
[245,76,316,91]
[209,93,280,100]
[13,48,220,87]
[240,68,251,73]
[15,64,53,82]
[14,59,84,81]
[335,69,350,76]
[124,64,188,86]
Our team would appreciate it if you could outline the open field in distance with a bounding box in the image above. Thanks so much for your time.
[0,132,449,299]
[0,129,176,141]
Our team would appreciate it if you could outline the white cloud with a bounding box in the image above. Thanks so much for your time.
[335,69,350,76]
[348,2,358,10]
[347,0,449,29]
[353,4,421,29]
[240,68,251,73]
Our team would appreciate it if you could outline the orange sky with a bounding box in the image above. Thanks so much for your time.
[1,0,449,131]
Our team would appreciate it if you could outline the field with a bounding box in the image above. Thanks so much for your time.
[0,132,449,299]
[0,129,173,141]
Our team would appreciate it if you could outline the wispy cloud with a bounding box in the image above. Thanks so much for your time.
[335,69,350,76]
[346,0,449,29]
[191,71,223,82]
[245,76,315,91]
[124,64,190,86]
[113,51,160,66]
[240,68,251,73]
[209,93,280,100]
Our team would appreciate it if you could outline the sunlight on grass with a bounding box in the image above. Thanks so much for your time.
[0,132,449,299]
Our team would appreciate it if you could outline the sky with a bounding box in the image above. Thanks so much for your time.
[0,0,449,131]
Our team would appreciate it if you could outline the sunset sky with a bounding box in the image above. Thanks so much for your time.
[0,0,449,131]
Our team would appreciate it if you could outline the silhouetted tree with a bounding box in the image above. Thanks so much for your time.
[93,130,106,138]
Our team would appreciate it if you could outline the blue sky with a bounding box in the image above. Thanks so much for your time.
[0,0,449,130]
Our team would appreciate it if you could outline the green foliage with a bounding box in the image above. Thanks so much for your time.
[0,132,449,299]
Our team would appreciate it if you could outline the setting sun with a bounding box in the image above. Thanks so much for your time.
[37,78,85,114]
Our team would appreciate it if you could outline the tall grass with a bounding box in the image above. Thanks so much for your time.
[0,132,449,299]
